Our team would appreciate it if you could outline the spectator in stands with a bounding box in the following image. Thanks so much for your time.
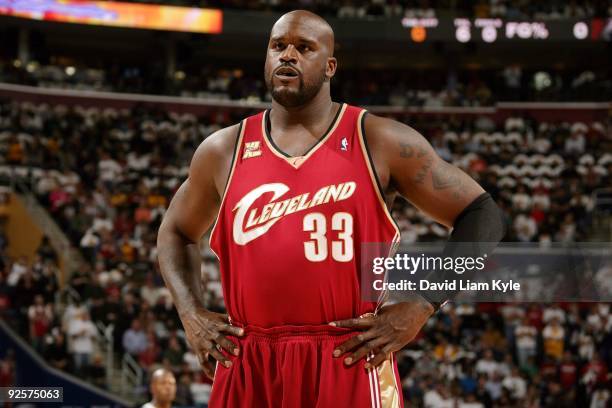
[476,349,499,377]
[543,316,565,360]
[175,372,194,406]
[7,256,28,287]
[162,337,184,372]
[515,316,538,367]
[559,351,578,389]
[544,303,567,324]
[89,354,107,389]
[458,393,484,408]
[484,372,503,402]
[424,382,455,408]
[513,212,538,242]
[123,318,148,357]
[142,368,176,408]
[138,332,160,370]
[189,371,212,408]
[0,269,9,317]
[27,294,53,351]
[141,274,161,307]
[581,354,608,394]
[44,328,70,371]
[67,310,97,376]
[565,126,587,155]
[502,366,527,401]
[590,385,611,408]
[0,350,15,388]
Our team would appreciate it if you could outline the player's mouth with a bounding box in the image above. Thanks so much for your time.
[274,66,300,81]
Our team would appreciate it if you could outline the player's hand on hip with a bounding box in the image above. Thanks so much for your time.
[178,307,244,379]
[330,300,433,369]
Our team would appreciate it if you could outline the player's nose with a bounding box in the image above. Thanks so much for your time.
[279,44,298,64]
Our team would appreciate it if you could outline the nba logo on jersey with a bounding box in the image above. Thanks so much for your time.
[340,137,348,151]
[243,141,262,159]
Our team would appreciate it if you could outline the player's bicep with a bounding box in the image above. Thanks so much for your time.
[393,142,484,228]
[161,124,239,243]
[366,114,483,228]
[165,175,220,244]
[161,139,225,243]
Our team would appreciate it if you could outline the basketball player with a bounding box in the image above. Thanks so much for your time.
[157,10,505,407]
[142,369,176,408]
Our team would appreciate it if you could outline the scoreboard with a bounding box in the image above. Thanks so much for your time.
[401,17,612,43]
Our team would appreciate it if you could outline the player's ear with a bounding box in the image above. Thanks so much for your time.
[326,57,337,81]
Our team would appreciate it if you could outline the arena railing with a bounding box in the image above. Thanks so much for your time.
[0,319,133,407]
[0,82,609,122]
[12,178,86,286]
[121,352,144,400]
[592,188,612,241]
[94,321,115,391]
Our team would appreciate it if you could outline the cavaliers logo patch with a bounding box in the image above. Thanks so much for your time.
[243,141,262,159]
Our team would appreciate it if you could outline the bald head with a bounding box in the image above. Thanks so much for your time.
[150,368,176,404]
[151,368,174,384]
[272,10,335,55]
[265,10,337,107]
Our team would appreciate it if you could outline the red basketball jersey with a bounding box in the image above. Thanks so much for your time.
[209,103,400,327]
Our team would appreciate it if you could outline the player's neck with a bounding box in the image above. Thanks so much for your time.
[270,90,335,131]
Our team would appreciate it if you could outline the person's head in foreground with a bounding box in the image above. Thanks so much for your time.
[142,368,176,408]
[264,10,336,108]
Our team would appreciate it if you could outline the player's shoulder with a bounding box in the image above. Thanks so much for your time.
[360,111,423,148]
[199,123,242,156]
[191,123,241,171]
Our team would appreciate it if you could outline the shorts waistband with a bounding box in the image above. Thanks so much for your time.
[237,324,357,341]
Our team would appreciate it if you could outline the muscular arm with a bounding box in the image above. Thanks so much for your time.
[364,113,506,303]
[332,113,506,368]
[156,124,243,377]
[157,124,238,312]
[363,113,484,228]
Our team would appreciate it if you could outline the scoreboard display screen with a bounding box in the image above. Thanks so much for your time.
[401,17,612,43]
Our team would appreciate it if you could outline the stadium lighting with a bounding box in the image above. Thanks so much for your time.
[26,62,39,73]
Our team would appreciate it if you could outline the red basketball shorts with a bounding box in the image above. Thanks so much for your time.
[209,324,403,408]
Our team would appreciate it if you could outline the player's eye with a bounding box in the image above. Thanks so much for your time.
[272,42,285,50]
[298,45,310,52]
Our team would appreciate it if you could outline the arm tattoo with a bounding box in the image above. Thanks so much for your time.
[432,160,465,199]
[400,142,427,160]
[414,154,434,184]
[399,140,466,199]
[399,142,414,158]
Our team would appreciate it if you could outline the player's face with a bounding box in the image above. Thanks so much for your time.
[264,19,335,107]
[152,374,177,402]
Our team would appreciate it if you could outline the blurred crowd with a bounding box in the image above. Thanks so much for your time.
[2,59,610,106]
[0,98,611,406]
[401,302,611,407]
[121,0,612,20]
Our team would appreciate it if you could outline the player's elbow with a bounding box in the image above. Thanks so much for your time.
[451,192,507,243]
[157,214,198,249]
[156,217,171,245]
[157,214,181,248]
